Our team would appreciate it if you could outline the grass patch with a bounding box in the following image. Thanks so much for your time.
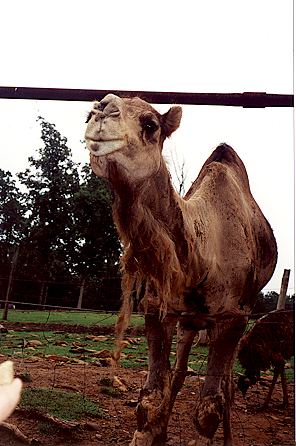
[187,345,209,375]
[100,386,122,398]
[0,325,294,382]
[39,422,58,435]
[120,338,148,368]
[3,309,144,327]
[0,330,116,359]
[20,388,104,421]
[0,330,148,368]
[283,355,294,383]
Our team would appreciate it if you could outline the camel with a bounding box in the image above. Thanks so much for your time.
[85,94,277,446]
[238,309,294,409]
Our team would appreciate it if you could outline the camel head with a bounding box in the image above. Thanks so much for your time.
[237,371,260,397]
[85,94,182,181]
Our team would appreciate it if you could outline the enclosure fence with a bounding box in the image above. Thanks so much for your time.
[0,86,294,446]
[0,85,293,107]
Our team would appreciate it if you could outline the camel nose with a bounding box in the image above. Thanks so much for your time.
[97,94,122,116]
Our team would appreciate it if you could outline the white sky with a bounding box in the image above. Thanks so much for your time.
[0,0,294,294]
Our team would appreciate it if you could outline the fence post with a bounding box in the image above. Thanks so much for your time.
[2,246,19,320]
[77,277,86,309]
[276,269,290,310]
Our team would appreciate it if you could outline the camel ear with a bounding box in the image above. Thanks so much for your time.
[161,106,182,137]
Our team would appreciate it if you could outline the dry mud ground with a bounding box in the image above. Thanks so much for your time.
[0,323,294,446]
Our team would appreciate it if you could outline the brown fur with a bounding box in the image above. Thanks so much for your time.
[238,309,294,408]
[85,95,277,446]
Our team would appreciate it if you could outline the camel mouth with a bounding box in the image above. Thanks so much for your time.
[86,138,124,156]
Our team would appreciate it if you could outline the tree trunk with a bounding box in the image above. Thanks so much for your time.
[2,246,19,320]
[38,282,48,310]
[41,285,48,310]
[38,282,45,306]
[77,278,86,309]
[276,269,290,310]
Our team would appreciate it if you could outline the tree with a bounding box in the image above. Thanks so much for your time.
[169,146,188,196]
[72,164,121,308]
[252,291,280,316]
[0,169,26,246]
[17,118,80,303]
[0,169,27,309]
[1,118,122,311]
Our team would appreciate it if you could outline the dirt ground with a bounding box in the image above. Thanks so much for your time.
[0,323,294,446]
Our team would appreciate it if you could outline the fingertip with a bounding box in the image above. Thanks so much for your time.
[13,378,23,391]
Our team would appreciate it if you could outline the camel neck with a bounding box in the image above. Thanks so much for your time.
[112,160,185,251]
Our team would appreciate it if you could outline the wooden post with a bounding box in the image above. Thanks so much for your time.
[276,269,290,310]
[41,284,48,310]
[38,282,45,309]
[2,246,19,320]
[77,277,86,309]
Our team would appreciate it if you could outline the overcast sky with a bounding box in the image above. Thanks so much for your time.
[0,0,294,294]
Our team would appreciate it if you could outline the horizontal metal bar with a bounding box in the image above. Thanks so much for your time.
[0,86,293,108]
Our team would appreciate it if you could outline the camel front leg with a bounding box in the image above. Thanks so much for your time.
[280,369,289,408]
[130,314,176,446]
[262,368,279,409]
[195,318,247,446]
[157,322,197,442]
[170,322,197,408]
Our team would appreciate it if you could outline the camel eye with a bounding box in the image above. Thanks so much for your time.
[141,116,159,133]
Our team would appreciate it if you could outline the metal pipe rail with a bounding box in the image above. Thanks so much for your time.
[0,86,293,108]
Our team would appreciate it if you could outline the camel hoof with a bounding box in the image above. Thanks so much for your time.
[130,430,167,446]
[195,393,224,439]
[130,430,154,446]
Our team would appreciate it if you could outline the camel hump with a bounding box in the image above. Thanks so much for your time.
[209,143,250,187]
[207,143,239,164]
[186,143,251,199]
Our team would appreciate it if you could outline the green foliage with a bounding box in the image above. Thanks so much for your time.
[0,169,27,285]
[0,169,27,244]
[17,118,80,282]
[252,291,295,316]
[72,165,121,278]
[20,387,104,420]
[0,117,122,310]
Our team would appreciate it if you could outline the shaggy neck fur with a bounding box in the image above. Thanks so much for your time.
[108,158,203,360]
[110,159,193,308]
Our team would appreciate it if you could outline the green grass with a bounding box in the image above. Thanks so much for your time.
[100,386,122,398]
[0,329,294,379]
[187,345,209,375]
[0,330,148,367]
[0,316,294,379]
[0,330,116,360]
[20,388,104,421]
[3,309,144,327]
[120,341,148,368]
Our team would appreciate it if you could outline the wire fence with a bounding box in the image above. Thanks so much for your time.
[0,86,294,444]
[0,304,294,445]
